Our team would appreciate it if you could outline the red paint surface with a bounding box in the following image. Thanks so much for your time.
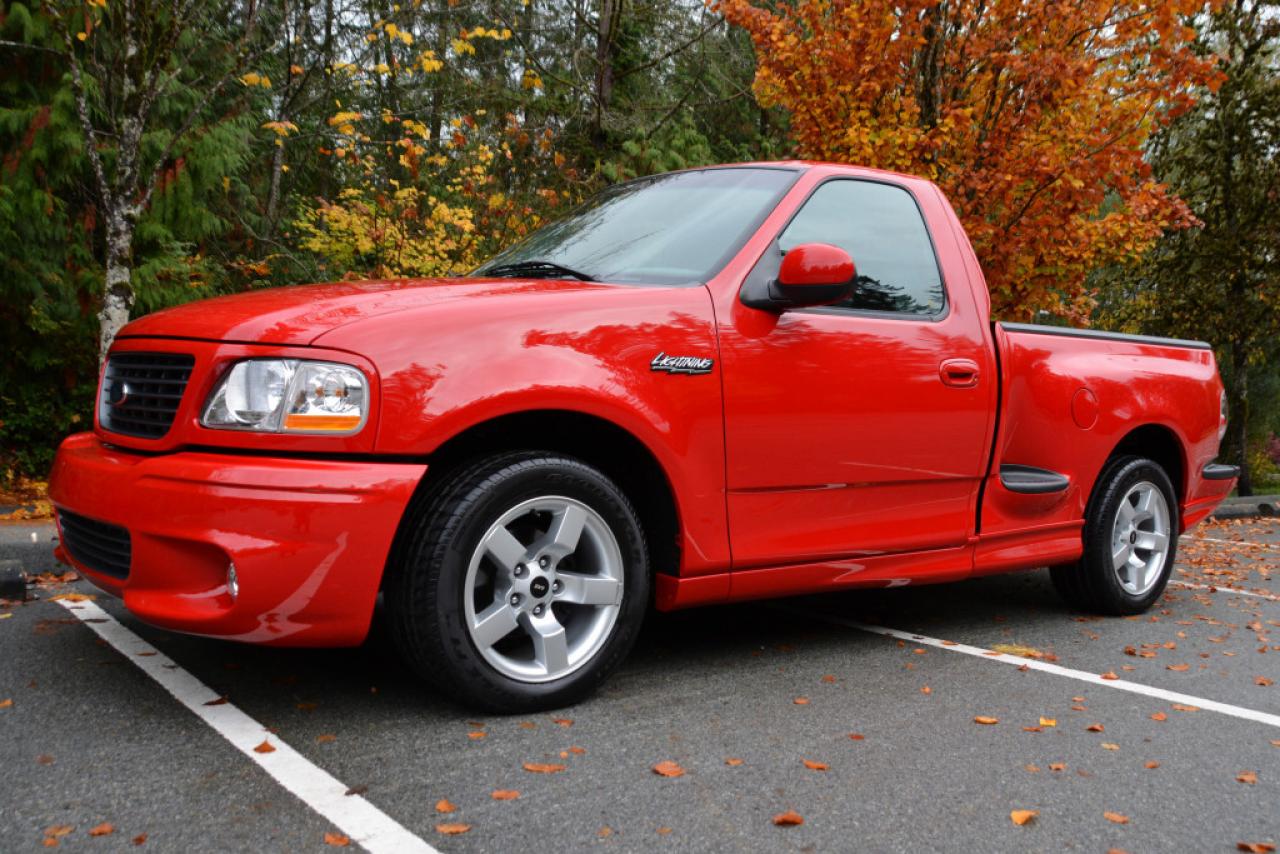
[50,161,1234,644]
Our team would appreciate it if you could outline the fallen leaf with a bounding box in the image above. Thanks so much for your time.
[848,733,865,741]
[203,697,228,706]
[435,799,457,814]
[344,785,367,796]
[491,790,520,800]
[1049,763,1067,772]
[772,810,804,827]
[1102,743,1120,751]
[467,731,486,740]
[88,823,114,837]
[1040,717,1056,727]
[1256,677,1274,687]
[324,832,350,847]
[1144,761,1160,769]
[1025,764,1040,772]
[553,718,573,727]
[1100,671,1119,680]
[1010,809,1038,826]
[652,760,685,778]
[435,823,471,835]
[253,740,275,754]
[315,734,337,744]
[0,699,12,709]
[296,702,318,711]
[802,759,828,771]
[1172,703,1200,712]
[523,762,566,774]
[1167,664,1190,672]
[1072,705,1088,711]
[657,826,672,835]
[793,697,810,705]
[1104,812,1129,825]
[821,674,837,683]
[1087,724,1105,732]
[598,826,613,838]
[1237,771,1258,785]
[132,834,147,845]
[726,757,744,766]
[36,754,53,765]
[45,826,73,838]
[518,721,537,730]
[974,716,999,725]
[1150,712,1167,722]
[1237,843,1277,853]
[992,643,1047,659]
[1023,726,1042,732]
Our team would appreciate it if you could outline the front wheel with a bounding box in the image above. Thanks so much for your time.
[385,452,649,712]
[1050,455,1178,615]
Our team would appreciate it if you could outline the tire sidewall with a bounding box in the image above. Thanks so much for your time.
[429,457,649,709]
[1083,456,1179,613]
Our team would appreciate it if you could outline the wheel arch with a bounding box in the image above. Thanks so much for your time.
[391,409,682,584]
[1103,423,1187,518]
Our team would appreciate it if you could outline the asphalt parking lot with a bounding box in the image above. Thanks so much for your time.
[1,517,1277,853]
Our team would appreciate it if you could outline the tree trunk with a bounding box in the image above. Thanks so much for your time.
[99,205,136,362]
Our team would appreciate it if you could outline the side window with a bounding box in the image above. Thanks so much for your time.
[778,180,945,316]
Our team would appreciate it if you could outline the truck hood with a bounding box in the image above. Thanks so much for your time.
[117,277,614,346]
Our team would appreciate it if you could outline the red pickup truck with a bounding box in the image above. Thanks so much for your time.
[50,162,1237,711]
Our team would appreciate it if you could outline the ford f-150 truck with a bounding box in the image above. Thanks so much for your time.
[49,162,1239,711]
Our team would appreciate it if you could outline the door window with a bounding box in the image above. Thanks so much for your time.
[779,180,945,316]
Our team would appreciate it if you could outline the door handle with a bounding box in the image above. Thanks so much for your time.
[939,358,980,388]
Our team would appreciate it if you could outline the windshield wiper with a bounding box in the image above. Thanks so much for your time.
[481,260,596,282]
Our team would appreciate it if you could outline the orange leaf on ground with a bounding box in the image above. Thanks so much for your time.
[316,734,336,744]
[974,716,999,725]
[132,834,147,845]
[324,832,350,847]
[1087,724,1105,732]
[652,760,685,778]
[1102,743,1120,751]
[435,799,456,814]
[1049,763,1067,772]
[1100,671,1119,680]
[491,790,520,800]
[921,685,932,695]
[1237,771,1258,784]
[802,759,828,771]
[1237,843,1276,853]
[657,827,672,835]
[523,762,566,774]
[467,731,486,740]
[848,733,865,741]
[253,740,275,754]
[821,674,837,683]
[1104,812,1129,825]
[1039,717,1056,727]
[0,699,12,709]
[1150,712,1167,721]
[726,758,744,766]
[88,824,113,837]
[1256,677,1274,687]
[553,718,573,727]
[793,697,810,705]
[1025,764,1040,773]
[1167,664,1189,672]
[435,823,471,835]
[1010,810,1038,826]
[1145,761,1160,769]
[772,811,804,827]
[1172,703,1200,712]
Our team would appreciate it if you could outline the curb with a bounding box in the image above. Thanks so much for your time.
[1211,494,1279,519]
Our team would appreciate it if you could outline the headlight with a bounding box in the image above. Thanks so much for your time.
[201,359,369,434]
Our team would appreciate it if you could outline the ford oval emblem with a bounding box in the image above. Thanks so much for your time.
[109,381,132,409]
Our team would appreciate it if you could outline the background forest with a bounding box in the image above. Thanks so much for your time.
[1,0,1278,495]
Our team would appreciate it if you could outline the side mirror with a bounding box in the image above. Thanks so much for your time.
[770,243,855,309]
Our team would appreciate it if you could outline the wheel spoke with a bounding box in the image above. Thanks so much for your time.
[1126,552,1147,586]
[557,571,622,606]
[1135,530,1168,553]
[522,610,569,674]
[471,602,520,649]
[1116,497,1137,527]
[484,525,527,571]
[1111,541,1132,571]
[1133,486,1156,523]
[543,504,587,559]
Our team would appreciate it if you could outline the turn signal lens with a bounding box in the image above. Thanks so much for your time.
[202,359,369,434]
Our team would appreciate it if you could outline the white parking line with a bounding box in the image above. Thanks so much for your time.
[56,599,437,854]
[799,611,1280,729]
[1169,579,1280,603]
[1182,535,1280,551]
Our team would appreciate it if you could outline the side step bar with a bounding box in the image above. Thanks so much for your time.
[1202,462,1241,480]
[1000,464,1070,494]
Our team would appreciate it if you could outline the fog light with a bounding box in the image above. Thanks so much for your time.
[227,562,239,600]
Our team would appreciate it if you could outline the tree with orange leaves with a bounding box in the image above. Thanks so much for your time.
[716,0,1222,321]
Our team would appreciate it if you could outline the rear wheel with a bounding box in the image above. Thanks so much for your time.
[1050,456,1178,615]
[385,452,649,712]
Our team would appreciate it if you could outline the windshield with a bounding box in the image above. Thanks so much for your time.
[472,167,798,285]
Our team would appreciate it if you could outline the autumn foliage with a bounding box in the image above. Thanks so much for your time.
[717,0,1222,321]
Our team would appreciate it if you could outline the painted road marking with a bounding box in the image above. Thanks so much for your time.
[1182,535,1279,551]
[1169,579,1280,603]
[797,610,1280,729]
[56,599,437,854]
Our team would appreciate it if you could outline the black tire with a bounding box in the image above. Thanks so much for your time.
[1049,455,1179,615]
[384,451,649,712]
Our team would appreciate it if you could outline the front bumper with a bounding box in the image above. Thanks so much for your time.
[49,433,425,646]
